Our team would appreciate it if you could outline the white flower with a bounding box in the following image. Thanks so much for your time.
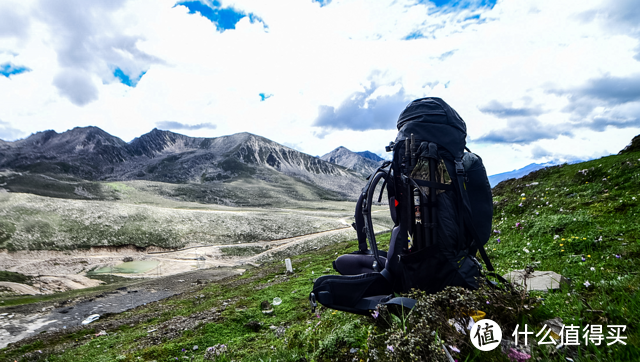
[554,235,560,239]
[584,281,591,287]
[521,193,525,196]
[523,248,530,253]
[590,267,595,271]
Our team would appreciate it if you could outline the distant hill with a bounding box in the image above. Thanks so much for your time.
[488,158,594,188]
[0,127,365,203]
[320,146,382,176]
[488,162,556,188]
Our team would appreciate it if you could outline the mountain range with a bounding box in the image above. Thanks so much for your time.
[0,127,369,204]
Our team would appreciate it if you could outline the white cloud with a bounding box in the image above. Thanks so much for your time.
[0,0,639,175]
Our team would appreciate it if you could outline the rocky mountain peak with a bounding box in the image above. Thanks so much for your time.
[356,150,384,162]
[320,146,382,176]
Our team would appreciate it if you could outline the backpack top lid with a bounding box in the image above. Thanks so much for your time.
[395,97,467,158]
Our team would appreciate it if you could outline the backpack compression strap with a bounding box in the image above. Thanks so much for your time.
[453,159,496,272]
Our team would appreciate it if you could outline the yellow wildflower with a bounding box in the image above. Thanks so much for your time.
[560,244,564,246]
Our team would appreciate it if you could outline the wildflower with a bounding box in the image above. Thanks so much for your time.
[515,222,521,227]
[387,345,394,352]
[522,197,526,200]
[560,244,563,246]
[562,238,565,241]
[449,345,461,353]
[523,248,530,253]
[535,212,539,215]
[371,310,379,319]
[521,193,525,196]
[583,238,586,240]
[590,267,595,271]
[497,238,501,243]
[581,257,586,261]
[486,301,490,304]
[584,281,591,288]
[554,235,559,239]
[561,250,564,252]
[546,201,549,205]
[615,254,621,259]
[518,203,523,207]
[587,255,591,258]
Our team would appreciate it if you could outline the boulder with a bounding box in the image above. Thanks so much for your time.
[502,270,568,291]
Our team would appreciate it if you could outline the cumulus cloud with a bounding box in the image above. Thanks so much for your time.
[548,73,640,117]
[0,2,30,39]
[313,82,411,133]
[52,69,98,106]
[477,100,545,118]
[576,0,640,59]
[156,121,217,131]
[35,0,164,104]
[475,117,571,144]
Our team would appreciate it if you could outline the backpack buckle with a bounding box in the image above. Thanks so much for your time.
[455,160,464,175]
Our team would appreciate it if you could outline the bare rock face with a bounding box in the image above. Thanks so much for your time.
[503,270,568,292]
[0,127,365,200]
[619,134,640,154]
[320,146,383,177]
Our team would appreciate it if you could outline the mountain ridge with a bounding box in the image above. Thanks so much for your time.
[0,127,365,202]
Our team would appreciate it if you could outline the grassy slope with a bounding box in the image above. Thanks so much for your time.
[3,151,640,361]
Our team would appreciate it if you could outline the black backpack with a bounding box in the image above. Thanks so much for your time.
[310,97,497,315]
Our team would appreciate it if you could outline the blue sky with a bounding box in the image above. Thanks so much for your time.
[1,0,640,175]
[0,62,31,78]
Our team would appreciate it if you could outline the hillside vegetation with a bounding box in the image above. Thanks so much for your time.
[3,147,640,361]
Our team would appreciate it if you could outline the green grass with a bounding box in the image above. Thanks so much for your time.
[3,150,640,361]
[0,271,33,285]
